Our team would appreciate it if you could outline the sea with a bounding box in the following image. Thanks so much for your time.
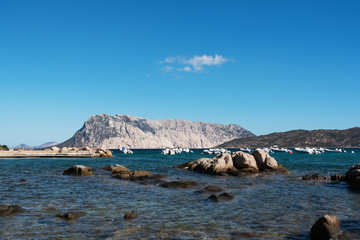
[1,149,360,239]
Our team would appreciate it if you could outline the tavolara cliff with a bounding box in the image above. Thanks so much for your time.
[58,114,255,149]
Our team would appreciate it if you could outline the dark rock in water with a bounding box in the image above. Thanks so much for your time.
[204,185,222,192]
[56,212,85,221]
[310,215,342,240]
[331,174,346,182]
[124,212,137,220]
[0,205,25,216]
[302,173,328,181]
[161,180,198,189]
[209,192,233,201]
[63,165,92,176]
[19,179,26,182]
[345,163,360,189]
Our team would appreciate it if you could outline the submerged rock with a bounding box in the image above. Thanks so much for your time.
[160,180,198,189]
[330,174,346,182]
[204,185,222,192]
[124,212,137,220]
[310,215,342,240]
[63,165,93,176]
[110,165,167,180]
[56,212,85,221]
[302,173,328,181]
[0,205,25,216]
[209,192,234,201]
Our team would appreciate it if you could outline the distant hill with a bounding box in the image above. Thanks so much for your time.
[218,127,360,148]
[34,142,59,149]
[13,143,33,149]
[58,114,255,149]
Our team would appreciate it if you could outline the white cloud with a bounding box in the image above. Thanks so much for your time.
[162,66,173,73]
[185,54,229,71]
[161,54,230,73]
[177,66,192,72]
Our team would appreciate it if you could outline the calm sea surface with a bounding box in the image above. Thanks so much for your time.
[1,149,360,239]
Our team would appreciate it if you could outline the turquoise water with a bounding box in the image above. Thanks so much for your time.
[1,149,360,239]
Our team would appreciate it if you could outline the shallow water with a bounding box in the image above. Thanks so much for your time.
[1,149,360,239]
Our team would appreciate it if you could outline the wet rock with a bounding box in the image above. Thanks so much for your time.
[63,165,93,176]
[124,212,137,219]
[0,205,25,216]
[209,192,233,201]
[19,179,26,182]
[345,163,360,189]
[331,174,346,182]
[112,164,132,174]
[204,185,222,192]
[302,173,328,181]
[232,151,259,171]
[56,212,85,221]
[161,180,198,189]
[102,165,114,171]
[112,172,132,179]
[310,215,342,240]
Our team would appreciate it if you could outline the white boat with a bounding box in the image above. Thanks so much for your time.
[119,147,133,154]
[161,148,193,155]
[202,148,231,155]
[270,146,291,153]
[324,148,346,153]
[294,147,321,154]
[239,148,252,153]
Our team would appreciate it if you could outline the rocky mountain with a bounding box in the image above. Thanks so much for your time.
[218,127,360,148]
[58,114,255,149]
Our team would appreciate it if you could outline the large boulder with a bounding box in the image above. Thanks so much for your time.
[184,153,236,175]
[232,151,259,171]
[252,149,278,170]
[63,165,93,176]
[345,163,360,189]
[310,215,342,240]
[0,205,25,216]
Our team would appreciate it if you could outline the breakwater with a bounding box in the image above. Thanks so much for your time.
[0,147,113,158]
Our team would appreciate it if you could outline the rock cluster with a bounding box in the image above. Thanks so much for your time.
[177,150,287,176]
[331,163,360,189]
[109,164,167,180]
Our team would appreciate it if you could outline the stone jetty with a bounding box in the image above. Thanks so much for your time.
[0,146,113,158]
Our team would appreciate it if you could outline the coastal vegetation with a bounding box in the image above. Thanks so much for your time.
[0,145,9,151]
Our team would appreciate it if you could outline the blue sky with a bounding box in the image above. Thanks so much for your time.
[0,0,359,146]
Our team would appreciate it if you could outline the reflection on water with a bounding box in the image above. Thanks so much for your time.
[0,149,360,239]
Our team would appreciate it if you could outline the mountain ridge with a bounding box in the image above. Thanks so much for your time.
[58,114,255,149]
[218,127,360,148]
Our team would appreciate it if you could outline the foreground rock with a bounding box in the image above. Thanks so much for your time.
[0,205,25,216]
[345,163,360,189]
[176,150,287,176]
[310,215,342,240]
[63,165,93,176]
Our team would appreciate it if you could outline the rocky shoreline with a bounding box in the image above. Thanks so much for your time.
[0,146,113,158]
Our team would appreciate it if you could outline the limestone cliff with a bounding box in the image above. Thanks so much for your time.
[58,114,255,149]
